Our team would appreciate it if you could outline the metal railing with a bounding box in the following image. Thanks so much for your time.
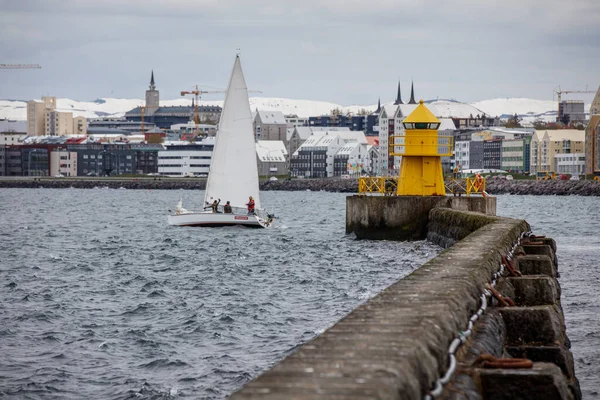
[358,176,398,195]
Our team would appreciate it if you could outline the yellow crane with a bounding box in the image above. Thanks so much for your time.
[180,85,224,137]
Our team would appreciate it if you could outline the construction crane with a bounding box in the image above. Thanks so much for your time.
[553,86,595,124]
[0,64,41,69]
[180,85,225,137]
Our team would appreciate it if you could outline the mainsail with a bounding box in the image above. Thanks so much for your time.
[204,56,261,210]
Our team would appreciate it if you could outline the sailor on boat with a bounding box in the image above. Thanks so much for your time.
[224,201,233,214]
[204,199,221,213]
[246,196,255,215]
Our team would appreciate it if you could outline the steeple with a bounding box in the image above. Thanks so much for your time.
[394,81,403,105]
[145,69,159,110]
[376,98,381,113]
[149,70,155,90]
[408,81,417,104]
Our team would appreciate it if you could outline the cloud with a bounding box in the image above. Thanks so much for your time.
[0,0,598,104]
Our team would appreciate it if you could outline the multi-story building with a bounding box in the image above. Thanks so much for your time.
[483,139,502,169]
[288,126,351,158]
[69,144,137,176]
[50,149,77,177]
[585,115,600,174]
[131,144,161,175]
[27,96,56,136]
[254,111,288,141]
[555,153,586,176]
[255,140,288,177]
[4,146,23,176]
[290,130,368,178]
[0,132,25,146]
[558,100,585,124]
[332,142,370,177]
[158,138,215,177]
[45,111,74,136]
[501,137,531,173]
[530,129,585,174]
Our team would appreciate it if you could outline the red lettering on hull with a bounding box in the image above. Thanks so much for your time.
[234,216,249,220]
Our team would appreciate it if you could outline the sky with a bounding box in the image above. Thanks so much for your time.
[0,0,599,105]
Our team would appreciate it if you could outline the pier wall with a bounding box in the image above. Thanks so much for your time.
[231,209,579,399]
[345,195,496,240]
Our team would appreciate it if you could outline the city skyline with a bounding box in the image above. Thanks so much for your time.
[1,0,599,105]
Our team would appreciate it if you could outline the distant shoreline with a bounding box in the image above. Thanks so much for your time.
[1,178,600,196]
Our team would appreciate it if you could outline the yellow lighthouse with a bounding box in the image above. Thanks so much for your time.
[390,100,453,196]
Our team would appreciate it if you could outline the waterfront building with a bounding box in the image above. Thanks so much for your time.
[483,139,502,170]
[124,72,222,129]
[530,129,585,174]
[0,120,27,135]
[585,115,600,174]
[290,130,368,178]
[157,138,215,177]
[332,142,370,177]
[70,144,137,176]
[50,149,77,177]
[287,126,351,158]
[255,140,288,177]
[555,153,586,176]
[254,111,288,141]
[501,137,532,173]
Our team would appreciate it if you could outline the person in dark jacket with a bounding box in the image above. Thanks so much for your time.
[223,201,232,214]
[204,199,220,213]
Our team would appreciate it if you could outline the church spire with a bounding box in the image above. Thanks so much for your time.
[394,81,403,105]
[376,97,381,113]
[149,70,155,89]
[408,81,417,104]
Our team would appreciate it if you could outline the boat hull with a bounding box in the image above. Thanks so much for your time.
[167,211,268,228]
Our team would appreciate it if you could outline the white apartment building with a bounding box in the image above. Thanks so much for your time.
[555,153,586,175]
[454,140,471,170]
[333,142,370,176]
[158,138,215,177]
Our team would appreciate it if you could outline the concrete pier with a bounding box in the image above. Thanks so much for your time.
[346,195,496,240]
[231,208,579,400]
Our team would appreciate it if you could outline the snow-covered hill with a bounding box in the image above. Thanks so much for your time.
[0,96,592,124]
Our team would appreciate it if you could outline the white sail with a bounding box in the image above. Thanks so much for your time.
[204,55,261,210]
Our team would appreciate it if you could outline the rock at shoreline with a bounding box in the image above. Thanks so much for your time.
[1,178,600,196]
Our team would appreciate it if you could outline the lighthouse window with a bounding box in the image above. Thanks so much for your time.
[428,123,440,129]
[415,123,428,129]
[404,123,415,129]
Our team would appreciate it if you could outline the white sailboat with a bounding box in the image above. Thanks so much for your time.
[167,55,273,228]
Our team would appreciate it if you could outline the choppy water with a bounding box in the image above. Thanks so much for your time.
[1,190,598,398]
[498,195,600,397]
[0,189,441,399]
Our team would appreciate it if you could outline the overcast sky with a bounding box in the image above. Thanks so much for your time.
[1,0,598,105]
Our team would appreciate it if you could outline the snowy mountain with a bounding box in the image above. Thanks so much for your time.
[0,96,591,125]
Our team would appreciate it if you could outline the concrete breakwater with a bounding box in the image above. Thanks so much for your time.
[231,208,579,399]
[2,177,600,195]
